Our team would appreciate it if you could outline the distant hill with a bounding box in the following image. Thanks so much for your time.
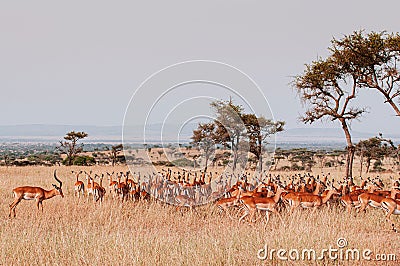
[0,124,121,137]
[0,124,398,145]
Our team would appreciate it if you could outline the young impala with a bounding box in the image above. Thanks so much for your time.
[9,170,64,218]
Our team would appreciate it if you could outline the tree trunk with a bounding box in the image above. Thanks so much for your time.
[320,157,325,169]
[67,152,73,166]
[366,159,371,173]
[232,137,238,171]
[257,138,263,173]
[398,153,400,171]
[341,119,354,178]
[359,150,363,177]
[204,154,209,174]
[273,158,280,171]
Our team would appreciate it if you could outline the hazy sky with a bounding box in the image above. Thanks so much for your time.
[1,1,399,135]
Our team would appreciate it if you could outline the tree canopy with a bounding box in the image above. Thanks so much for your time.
[293,30,400,177]
[192,99,285,172]
[58,131,88,166]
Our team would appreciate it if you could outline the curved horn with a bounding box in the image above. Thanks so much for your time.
[54,170,63,188]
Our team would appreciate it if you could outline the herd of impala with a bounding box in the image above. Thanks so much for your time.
[7,169,400,231]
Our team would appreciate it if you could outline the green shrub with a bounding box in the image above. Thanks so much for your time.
[63,155,96,166]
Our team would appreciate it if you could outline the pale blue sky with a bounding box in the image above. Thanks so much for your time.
[0,1,399,135]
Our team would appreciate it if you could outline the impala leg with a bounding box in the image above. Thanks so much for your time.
[217,205,224,216]
[311,205,319,214]
[265,211,270,224]
[36,199,43,213]
[238,209,249,225]
[392,223,398,233]
[385,209,394,222]
[358,203,367,214]
[347,204,352,214]
[290,201,299,214]
[176,202,185,212]
[274,209,285,226]
[9,198,21,218]
[247,208,256,225]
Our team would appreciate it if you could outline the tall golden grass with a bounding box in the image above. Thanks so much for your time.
[0,166,399,265]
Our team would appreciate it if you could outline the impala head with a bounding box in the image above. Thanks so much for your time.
[53,170,64,197]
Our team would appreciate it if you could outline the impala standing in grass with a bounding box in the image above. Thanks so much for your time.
[9,170,64,218]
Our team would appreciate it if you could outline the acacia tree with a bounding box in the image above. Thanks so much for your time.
[211,100,246,171]
[242,114,285,172]
[394,145,400,171]
[191,122,217,173]
[59,131,88,166]
[110,144,123,166]
[331,30,400,116]
[355,138,383,173]
[294,57,366,178]
[272,149,285,171]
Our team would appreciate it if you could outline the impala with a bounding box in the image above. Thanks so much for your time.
[339,182,380,213]
[85,171,93,198]
[175,194,196,211]
[215,190,243,219]
[73,170,85,198]
[116,172,129,202]
[9,170,64,218]
[282,180,325,204]
[92,174,106,204]
[381,197,400,221]
[286,189,339,213]
[340,187,364,213]
[238,186,287,225]
[107,172,117,198]
[358,187,400,213]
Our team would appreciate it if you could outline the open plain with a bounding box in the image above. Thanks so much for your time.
[1,166,399,265]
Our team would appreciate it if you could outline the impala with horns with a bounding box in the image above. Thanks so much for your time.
[9,170,64,218]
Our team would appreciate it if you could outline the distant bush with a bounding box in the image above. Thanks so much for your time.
[63,155,96,166]
[171,158,193,167]
[279,166,291,171]
[371,160,385,172]
[152,161,174,167]
[290,163,304,171]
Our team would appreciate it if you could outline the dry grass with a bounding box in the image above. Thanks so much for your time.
[0,166,399,265]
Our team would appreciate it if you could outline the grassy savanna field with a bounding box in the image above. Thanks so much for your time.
[0,165,399,265]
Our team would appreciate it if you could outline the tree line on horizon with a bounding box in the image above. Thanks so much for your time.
[0,129,399,174]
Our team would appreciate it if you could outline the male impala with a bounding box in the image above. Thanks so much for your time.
[9,170,64,218]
